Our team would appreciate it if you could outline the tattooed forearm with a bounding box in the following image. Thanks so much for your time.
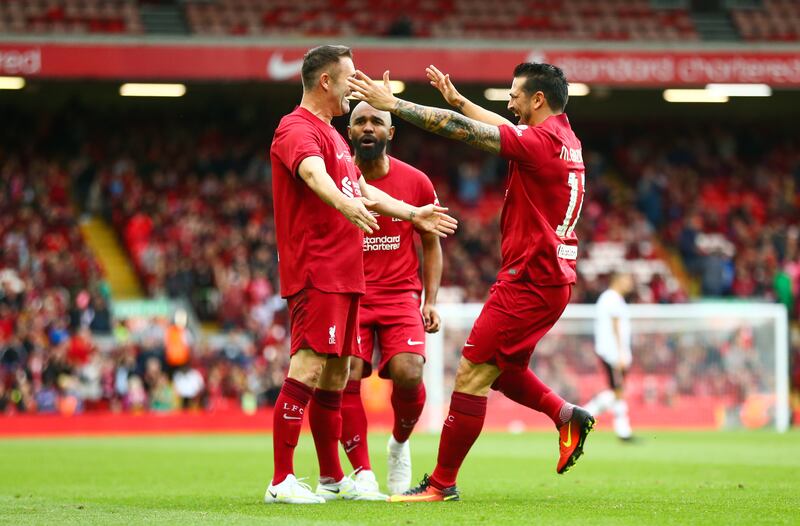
[391,100,501,154]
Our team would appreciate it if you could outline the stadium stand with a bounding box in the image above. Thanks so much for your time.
[0,156,110,413]
[1,103,797,415]
[0,0,143,35]
[182,0,699,41]
[730,0,800,42]
[0,0,795,42]
[611,126,799,301]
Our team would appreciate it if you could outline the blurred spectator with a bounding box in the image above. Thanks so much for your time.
[164,311,191,373]
[149,372,175,412]
[173,365,205,409]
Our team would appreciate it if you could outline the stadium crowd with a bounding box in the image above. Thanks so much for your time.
[0,157,108,414]
[1,107,798,415]
[612,126,799,303]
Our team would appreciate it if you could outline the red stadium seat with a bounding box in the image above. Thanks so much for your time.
[174,0,700,40]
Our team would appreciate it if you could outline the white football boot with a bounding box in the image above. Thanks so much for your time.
[264,474,326,504]
[354,469,389,501]
[316,472,388,501]
[387,436,413,495]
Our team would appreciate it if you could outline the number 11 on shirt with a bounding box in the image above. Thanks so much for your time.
[555,171,585,238]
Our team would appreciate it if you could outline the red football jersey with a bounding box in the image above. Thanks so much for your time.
[497,113,585,286]
[362,156,438,304]
[270,106,365,298]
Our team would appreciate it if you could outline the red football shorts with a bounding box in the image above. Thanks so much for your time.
[462,280,571,372]
[287,288,360,358]
[356,291,426,378]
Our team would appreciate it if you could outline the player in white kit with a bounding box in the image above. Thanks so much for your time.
[586,273,635,440]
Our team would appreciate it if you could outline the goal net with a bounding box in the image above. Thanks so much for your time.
[421,303,790,433]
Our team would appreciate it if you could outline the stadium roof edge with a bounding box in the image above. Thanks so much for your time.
[1,34,800,53]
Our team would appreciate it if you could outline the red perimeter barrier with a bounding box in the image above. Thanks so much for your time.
[0,407,402,437]
[0,396,726,437]
[0,409,275,436]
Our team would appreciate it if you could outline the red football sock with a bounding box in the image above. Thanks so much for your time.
[272,377,313,485]
[492,368,570,426]
[391,382,426,443]
[309,388,345,482]
[340,380,371,472]
[430,392,487,489]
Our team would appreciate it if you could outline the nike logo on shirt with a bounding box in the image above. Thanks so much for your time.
[407,339,424,346]
[283,414,302,420]
[336,152,345,159]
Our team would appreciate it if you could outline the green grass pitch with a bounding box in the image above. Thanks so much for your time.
[1,430,798,525]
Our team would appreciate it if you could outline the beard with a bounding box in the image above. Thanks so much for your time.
[512,105,530,124]
[353,137,387,161]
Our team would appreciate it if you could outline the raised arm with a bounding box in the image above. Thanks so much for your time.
[347,71,501,155]
[426,65,514,128]
[297,156,379,234]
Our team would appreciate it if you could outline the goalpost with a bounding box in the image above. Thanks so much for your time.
[423,302,790,433]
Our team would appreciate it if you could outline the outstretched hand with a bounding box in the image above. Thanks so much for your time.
[426,65,465,109]
[347,70,397,111]
[412,204,458,238]
[338,197,379,234]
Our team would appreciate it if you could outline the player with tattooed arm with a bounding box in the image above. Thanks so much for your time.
[348,62,594,502]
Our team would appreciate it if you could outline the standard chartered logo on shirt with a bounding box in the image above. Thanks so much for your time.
[363,235,401,252]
